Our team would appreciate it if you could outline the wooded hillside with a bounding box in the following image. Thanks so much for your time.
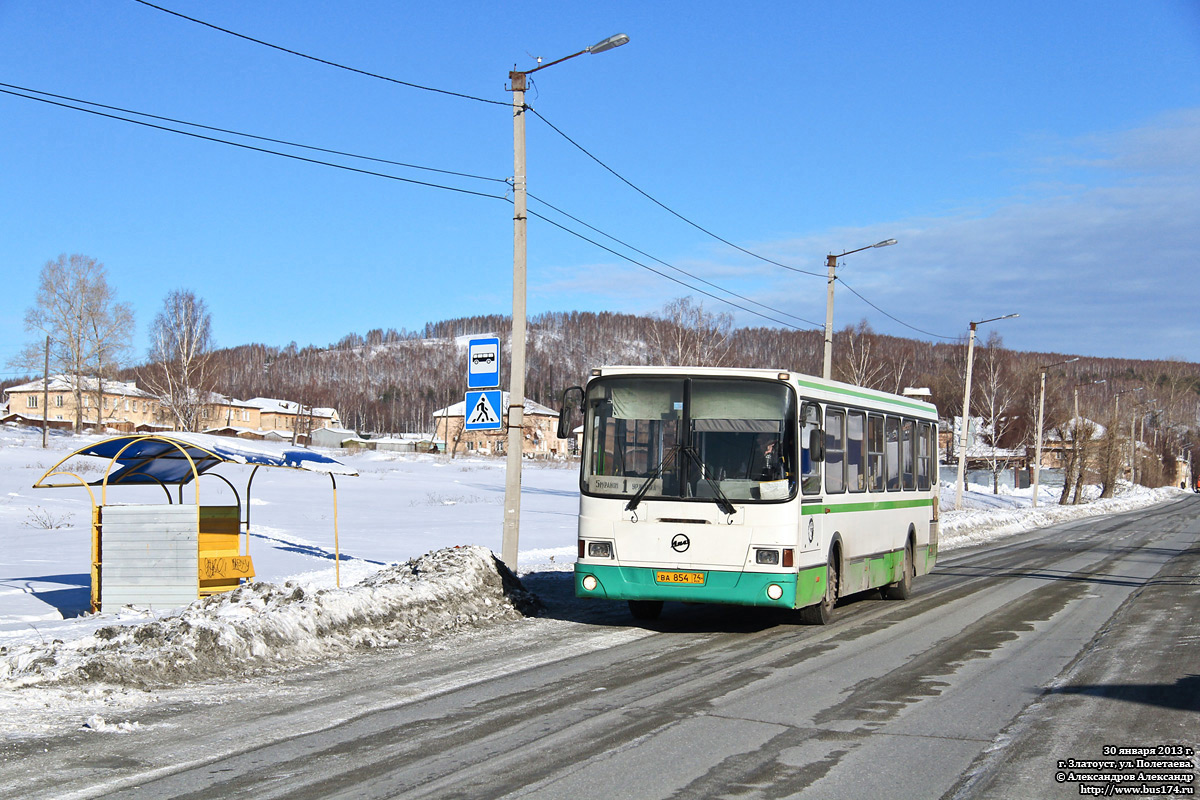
[165,308,1200,468]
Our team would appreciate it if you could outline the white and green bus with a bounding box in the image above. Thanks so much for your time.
[559,366,940,623]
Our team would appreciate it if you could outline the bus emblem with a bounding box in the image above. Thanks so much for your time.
[671,534,690,552]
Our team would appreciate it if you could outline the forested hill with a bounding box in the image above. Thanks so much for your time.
[176,308,1200,446]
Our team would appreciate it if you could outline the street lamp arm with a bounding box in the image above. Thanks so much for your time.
[831,239,898,259]
[517,33,630,75]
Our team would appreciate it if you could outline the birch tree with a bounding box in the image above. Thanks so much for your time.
[144,289,215,431]
[13,254,134,432]
[648,297,733,367]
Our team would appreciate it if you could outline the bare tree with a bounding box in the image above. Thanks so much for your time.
[12,254,134,432]
[144,290,215,431]
[647,297,733,366]
[837,320,885,388]
[976,332,1016,493]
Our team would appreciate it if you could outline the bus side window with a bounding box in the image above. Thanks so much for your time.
[885,416,901,491]
[917,422,932,491]
[825,408,845,494]
[902,419,916,490]
[867,414,884,492]
[847,411,866,492]
[801,402,822,495]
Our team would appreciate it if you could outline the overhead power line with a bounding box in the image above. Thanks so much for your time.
[0,82,508,186]
[529,107,950,340]
[131,0,508,107]
[528,108,826,279]
[132,0,933,340]
[0,85,509,201]
[527,193,822,328]
[526,209,810,331]
[836,277,955,340]
[3,84,808,331]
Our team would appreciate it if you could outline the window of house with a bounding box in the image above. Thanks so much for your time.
[26,396,37,409]
[55,395,64,407]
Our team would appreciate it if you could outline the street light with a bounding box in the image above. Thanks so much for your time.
[822,238,897,380]
[954,313,1019,510]
[502,33,630,570]
[1032,356,1079,508]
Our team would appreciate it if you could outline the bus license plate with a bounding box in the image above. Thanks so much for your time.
[656,570,705,585]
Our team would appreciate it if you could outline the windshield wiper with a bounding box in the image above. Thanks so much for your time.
[624,444,680,514]
[678,445,737,516]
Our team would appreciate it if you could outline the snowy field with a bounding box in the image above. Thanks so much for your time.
[0,423,1187,738]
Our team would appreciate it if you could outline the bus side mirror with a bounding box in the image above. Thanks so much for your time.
[557,386,584,440]
[809,429,825,462]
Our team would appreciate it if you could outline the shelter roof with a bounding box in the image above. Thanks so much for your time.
[39,432,357,488]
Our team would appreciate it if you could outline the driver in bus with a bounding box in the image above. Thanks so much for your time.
[751,433,785,481]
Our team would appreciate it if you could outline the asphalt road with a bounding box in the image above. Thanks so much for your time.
[1,496,1197,799]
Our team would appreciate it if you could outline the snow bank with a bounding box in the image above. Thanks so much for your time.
[940,483,1186,550]
[0,545,538,690]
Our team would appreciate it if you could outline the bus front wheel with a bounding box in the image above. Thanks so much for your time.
[628,600,664,620]
[800,552,839,625]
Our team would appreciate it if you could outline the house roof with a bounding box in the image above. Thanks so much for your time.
[4,374,153,398]
[246,397,337,419]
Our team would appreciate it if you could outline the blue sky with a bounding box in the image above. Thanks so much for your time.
[2,0,1199,376]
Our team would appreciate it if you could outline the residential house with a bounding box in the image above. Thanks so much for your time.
[3,375,161,432]
[433,393,563,457]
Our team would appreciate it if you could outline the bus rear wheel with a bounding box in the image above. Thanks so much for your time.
[628,600,663,620]
[884,539,914,600]
[800,552,838,625]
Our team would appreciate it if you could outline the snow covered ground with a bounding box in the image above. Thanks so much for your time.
[0,423,1187,738]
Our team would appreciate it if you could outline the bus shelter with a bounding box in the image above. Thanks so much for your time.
[32,432,357,612]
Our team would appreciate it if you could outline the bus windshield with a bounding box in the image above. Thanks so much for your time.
[582,376,797,503]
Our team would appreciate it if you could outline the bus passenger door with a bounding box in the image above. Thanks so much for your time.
[800,401,824,554]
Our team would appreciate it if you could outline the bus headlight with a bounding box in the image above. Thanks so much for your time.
[755,548,780,565]
[582,574,599,592]
[587,541,613,559]
[766,583,784,601]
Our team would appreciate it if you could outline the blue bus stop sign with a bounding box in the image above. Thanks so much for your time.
[467,337,500,389]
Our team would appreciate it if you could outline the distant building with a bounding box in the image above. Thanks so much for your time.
[433,393,563,457]
[3,375,160,432]
[2,376,341,441]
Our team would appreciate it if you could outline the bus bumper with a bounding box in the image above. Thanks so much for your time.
[575,563,819,610]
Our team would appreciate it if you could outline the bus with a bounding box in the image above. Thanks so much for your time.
[558,366,939,623]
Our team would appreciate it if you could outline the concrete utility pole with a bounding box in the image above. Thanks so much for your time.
[42,335,50,449]
[1033,357,1079,508]
[502,33,629,570]
[954,314,1018,510]
[821,239,897,381]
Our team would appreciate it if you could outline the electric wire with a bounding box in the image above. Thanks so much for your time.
[1,85,810,331]
[836,277,955,340]
[525,209,810,331]
[133,0,926,340]
[526,192,823,328]
[530,107,951,340]
[130,0,509,107]
[0,83,508,185]
[529,107,826,279]
[0,86,509,201]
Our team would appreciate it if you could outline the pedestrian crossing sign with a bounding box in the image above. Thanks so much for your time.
[464,390,503,431]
